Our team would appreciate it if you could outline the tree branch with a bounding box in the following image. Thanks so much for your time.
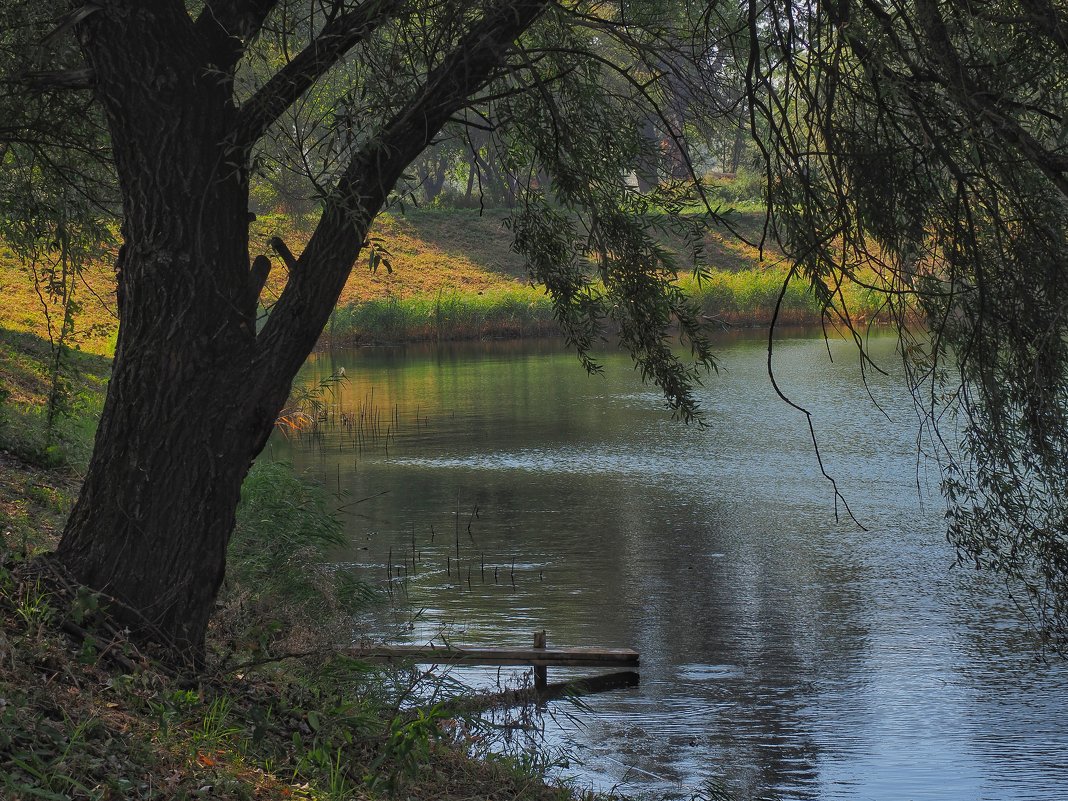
[22,68,95,90]
[232,0,407,149]
[255,0,552,386]
[913,0,1068,197]
[194,0,279,71]
[249,254,272,306]
[269,236,297,270]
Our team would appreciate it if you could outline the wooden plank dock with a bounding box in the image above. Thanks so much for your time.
[345,643,639,669]
[347,630,639,694]
[441,670,640,714]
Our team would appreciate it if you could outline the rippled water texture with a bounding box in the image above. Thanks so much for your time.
[272,332,1068,800]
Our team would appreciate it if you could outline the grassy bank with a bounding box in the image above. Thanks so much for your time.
[327,286,558,344]
[0,330,110,469]
[679,267,892,329]
[1,208,894,348]
[0,240,118,358]
[0,331,612,801]
[297,208,891,343]
[325,265,892,345]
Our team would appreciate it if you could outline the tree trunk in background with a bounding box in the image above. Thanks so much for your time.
[418,152,449,203]
[729,108,747,174]
[636,118,659,192]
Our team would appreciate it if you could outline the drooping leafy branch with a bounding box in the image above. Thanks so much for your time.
[743,0,1068,646]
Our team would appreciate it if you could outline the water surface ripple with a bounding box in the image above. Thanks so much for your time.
[273,333,1068,800]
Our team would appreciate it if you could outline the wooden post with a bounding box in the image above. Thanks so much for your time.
[533,630,547,691]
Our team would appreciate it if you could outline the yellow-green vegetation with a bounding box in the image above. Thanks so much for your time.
[253,208,891,342]
[0,332,616,801]
[679,266,893,329]
[0,241,118,358]
[0,330,110,469]
[0,208,892,349]
[251,209,531,307]
[329,286,559,344]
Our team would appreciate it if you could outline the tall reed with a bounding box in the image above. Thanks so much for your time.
[677,268,892,328]
[326,269,892,344]
[327,286,557,344]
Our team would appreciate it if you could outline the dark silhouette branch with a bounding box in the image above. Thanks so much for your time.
[41,4,102,47]
[255,0,552,384]
[233,0,407,149]
[249,254,272,305]
[22,68,94,90]
[194,0,279,71]
[269,236,298,271]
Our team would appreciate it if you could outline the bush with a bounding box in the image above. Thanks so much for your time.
[706,166,766,209]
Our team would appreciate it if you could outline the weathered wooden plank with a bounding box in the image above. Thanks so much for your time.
[440,671,640,715]
[345,644,640,668]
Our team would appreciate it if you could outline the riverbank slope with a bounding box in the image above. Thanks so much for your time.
[0,329,612,801]
[0,208,891,349]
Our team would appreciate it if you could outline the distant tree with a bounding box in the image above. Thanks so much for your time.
[742,0,1068,646]
[1,0,723,660]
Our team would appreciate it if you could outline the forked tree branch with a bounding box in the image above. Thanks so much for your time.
[255,0,553,385]
[232,0,407,149]
[194,0,278,71]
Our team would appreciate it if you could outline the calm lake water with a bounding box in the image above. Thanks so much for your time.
[271,332,1068,801]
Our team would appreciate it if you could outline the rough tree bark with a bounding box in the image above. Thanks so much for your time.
[55,0,550,660]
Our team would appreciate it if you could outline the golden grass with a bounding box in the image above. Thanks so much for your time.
[0,241,118,357]
[0,208,823,350]
[254,209,532,309]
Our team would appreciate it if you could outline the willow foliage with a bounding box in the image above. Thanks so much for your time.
[743,0,1068,645]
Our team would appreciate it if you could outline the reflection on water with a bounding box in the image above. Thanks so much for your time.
[270,332,1068,800]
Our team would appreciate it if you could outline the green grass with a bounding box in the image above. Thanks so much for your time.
[682,268,818,326]
[679,266,893,328]
[213,460,381,658]
[328,263,895,344]
[0,571,607,800]
[329,285,558,344]
[0,329,110,470]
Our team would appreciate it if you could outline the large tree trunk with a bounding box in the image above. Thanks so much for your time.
[54,0,549,662]
[55,5,274,658]
[58,344,265,654]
